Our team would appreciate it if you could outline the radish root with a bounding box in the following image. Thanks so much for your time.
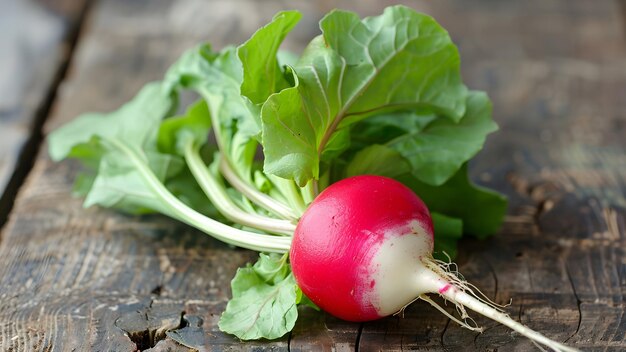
[418,294,483,332]
[421,256,580,352]
[426,255,511,313]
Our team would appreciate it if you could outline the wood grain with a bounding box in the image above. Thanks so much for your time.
[0,0,88,225]
[0,0,625,351]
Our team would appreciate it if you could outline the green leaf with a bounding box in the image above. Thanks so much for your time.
[346,91,497,186]
[238,10,301,104]
[47,82,182,214]
[322,6,467,123]
[398,164,507,239]
[230,253,289,293]
[387,91,498,186]
[219,274,298,340]
[83,150,182,215]
[351,111,437,145]
[163,44,218,94]
[261,5,467,186]
[48,82,175,162]
[250,253,289,285]
[157,97,222,218]
[47,79,218,217]
[164,45,260,181]
[261,77,320,186]
[431,212,463,260]
[220,253,298,340]
[277,50,298,67]
[158,99,211,155]
[295,287,320,311]
[345,144,411,178]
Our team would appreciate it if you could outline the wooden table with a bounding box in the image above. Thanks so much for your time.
[1,1,625,350]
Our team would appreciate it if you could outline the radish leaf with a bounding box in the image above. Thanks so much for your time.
[346,91,497,186]
[158,99,211,155]
[220,253,298,340]
[387,91,497,186]
[238,10,301,104]
[261,6,467,186]
[48,82,175,163]
[48,82,182,214]
[399,164,507,239]
[431,212,463,259]
[164,44,260,181]
[346,144,411,178]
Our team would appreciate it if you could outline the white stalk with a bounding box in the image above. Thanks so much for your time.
[419,263,580,352]
[104,138,291,253]
[439,287,579,352]
[219,158,299,221]
[201,87,298,222]
[266,174,307,216]
[184,141,296,236]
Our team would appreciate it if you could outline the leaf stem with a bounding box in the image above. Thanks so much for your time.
[104,137,291,253]
[200,87,298,221]
[266,174,307,216]
[219,158,299,221]
[302,181,317,205]
[184,140,296,236]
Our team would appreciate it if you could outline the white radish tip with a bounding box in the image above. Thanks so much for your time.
[418,256,581,352]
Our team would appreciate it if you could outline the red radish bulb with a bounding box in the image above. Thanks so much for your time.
[290,175,578,352]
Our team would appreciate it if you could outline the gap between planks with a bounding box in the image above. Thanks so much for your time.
[0,0,94,235]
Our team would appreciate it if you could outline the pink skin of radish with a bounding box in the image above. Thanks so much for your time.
[290,175,578,352]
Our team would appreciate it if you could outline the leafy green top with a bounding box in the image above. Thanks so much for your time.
[261,6,467,186]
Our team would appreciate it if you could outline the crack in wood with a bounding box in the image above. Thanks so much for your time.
[563,265,582,343]
[0,0,94,234]
[151,285,163,296]
[114,302,185,351]
[439,317,451,348]
[165,315,210,351]
[483,257,499,302]
[354,323,363,352]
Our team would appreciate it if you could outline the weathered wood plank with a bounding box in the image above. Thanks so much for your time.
[431,1,626,350]
[0,0,88,224]
[0,0,625,351]
[2,0,317,350]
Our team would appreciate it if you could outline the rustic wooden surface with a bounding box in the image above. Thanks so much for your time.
[1,0,625,351]
[0,0,88,224]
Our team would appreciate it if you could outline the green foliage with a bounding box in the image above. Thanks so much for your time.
[219,254,299,340]
[261,6,467,186]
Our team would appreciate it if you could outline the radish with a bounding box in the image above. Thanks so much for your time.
[49,6,580,348]
[291,175,578,352]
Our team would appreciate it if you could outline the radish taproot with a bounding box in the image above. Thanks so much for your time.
[291,175,578,352]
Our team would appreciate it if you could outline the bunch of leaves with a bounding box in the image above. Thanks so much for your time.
[48,6,506,340]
